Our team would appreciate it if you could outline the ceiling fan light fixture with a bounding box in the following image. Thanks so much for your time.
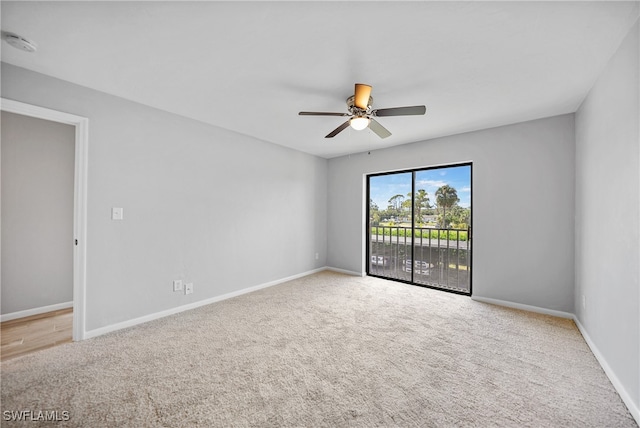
[299,83,425,138]
[350,116,370,131]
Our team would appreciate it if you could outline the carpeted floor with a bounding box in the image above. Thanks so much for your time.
[1,271,636,427]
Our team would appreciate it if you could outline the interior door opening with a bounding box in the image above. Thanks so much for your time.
[366,163,472,295]
[1,98,89,341]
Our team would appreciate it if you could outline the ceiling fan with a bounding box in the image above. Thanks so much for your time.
[299,83,426,139]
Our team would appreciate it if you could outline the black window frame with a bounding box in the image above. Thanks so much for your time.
[366,162,473,296]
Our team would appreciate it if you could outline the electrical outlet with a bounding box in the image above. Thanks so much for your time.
[111,207,124,220]
[582,295,586,310]
[173,280,183,292]
[315,253,319,260]
[185,283,193,295]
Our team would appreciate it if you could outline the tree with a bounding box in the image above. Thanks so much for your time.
[388,194,405,218]
[446,205,470,229]
[408,189,430,225]
[401,198,412,222]
[369,199,381,226]
[435,185,459,228]
[388,194,404,210]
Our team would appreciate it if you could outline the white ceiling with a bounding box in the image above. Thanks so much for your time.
[2,1,639,158]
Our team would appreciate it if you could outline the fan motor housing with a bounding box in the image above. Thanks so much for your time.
[347,95,373,114]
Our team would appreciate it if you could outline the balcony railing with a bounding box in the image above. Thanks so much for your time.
[369,226,471,293]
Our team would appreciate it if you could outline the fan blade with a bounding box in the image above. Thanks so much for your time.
[369,118,392,139]
[325,121,351,138]
[354,83,372,109]
[299,111,350,116]
[373,105,426,117]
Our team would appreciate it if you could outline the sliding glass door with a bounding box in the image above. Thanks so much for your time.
[367,164,472,295]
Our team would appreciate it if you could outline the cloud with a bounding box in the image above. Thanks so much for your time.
[416,179,448,188]
[459,186,471,193]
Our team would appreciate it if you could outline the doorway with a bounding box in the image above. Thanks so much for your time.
[366,163,472,295]
[1,98,88,341]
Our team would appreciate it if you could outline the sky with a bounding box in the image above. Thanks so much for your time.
[369,165,471,210]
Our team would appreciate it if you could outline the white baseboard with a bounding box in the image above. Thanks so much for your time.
[325,266,365,277]
[471,295,574,319]
[471,295,638,425]
[0,301,73,322]
[573,317,640,425]
[83,267,327,340]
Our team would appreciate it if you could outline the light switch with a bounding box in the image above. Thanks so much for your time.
[112,207,124,220]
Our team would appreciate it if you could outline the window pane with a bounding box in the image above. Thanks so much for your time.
[414,165,471,293]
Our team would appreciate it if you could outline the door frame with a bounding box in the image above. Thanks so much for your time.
[1,98,88,341]
[365,162,473,296]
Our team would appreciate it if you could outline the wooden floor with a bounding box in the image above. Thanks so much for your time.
[1,308,73,362]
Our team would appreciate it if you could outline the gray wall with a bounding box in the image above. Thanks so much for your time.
[1,63,328,332]
[575,21,639,409]
[327,114,576,313]
[1,111,75,314]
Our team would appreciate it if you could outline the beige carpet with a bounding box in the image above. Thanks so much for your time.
[1,271,636,427]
